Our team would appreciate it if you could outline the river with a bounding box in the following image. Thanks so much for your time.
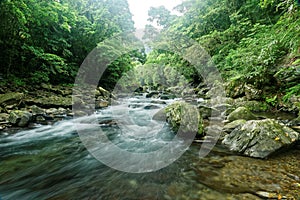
[0,95,299,199]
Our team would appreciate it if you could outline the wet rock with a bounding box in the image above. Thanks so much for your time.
[73,110,88,117]
[227,107,257,122]
[223,119,246,133]
[146,91,159,98]
[212,103,232,112]
[133,87,143,93]
[152,108,167,121]
[45,107,68,116]
[128,104,143,109]
[57,107,68,115]
[222,119,300,158]
[144,105,160,110]
[97,86,110,99]
[159,93,176,100]
[0,113,10,130]
[8,110,32,127]
[96,99,109,108]
[197,85,210,98]
[29,105,45,115]
[35,115,46,123]
[165,101,203,135]
[45,108,58,115]
[150,100,166,105]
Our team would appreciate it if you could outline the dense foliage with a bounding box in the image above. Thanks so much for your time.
[1,0,299,103]
[0,0,137,88]
[142,0,300,104]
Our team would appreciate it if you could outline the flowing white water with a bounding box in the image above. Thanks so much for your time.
[1,95,299,199]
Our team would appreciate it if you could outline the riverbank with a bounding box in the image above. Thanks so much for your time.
[0,83,112,130]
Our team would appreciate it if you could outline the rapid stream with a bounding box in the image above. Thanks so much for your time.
[0,96,299,199]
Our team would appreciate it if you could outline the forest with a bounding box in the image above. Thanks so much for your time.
[1,0,299,104]
[0,0,300,199]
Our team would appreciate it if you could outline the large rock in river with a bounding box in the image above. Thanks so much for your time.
[222,119,299,158]
[164,101,203,136]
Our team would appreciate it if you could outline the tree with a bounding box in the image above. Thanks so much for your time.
[0,0,138,86]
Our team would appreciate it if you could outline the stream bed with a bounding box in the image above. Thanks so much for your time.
[0,96,299,200]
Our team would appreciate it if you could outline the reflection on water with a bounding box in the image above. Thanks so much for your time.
[0,96,299,199]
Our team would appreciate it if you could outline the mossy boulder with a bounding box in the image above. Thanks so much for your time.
[164,101,203,136]
[222,119,300,158]
[227,107,257,122]
[8,110,32,127]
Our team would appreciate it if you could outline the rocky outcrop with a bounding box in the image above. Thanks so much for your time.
[25,96,72,108]
[222,119,299,158]
[0,85,112,130]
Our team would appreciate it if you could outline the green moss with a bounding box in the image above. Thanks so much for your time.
[165,101,203,135]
